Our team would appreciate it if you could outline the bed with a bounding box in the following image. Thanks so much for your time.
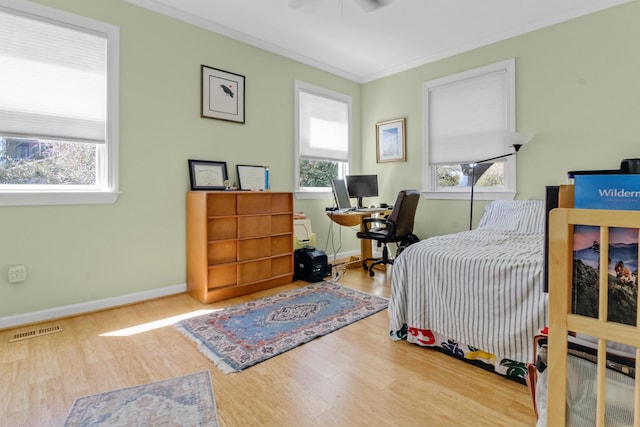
[389,199,549,381]
[539,207,640,426]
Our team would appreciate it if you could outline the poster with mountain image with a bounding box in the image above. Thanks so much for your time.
[572,225,638,325]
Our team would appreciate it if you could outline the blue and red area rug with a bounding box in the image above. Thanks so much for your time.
[177,282,388,373]
[64,371,218,426]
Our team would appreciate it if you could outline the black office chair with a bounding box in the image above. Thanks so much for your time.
[356,189,420,277]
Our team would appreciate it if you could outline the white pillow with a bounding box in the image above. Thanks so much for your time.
[476,200,520,231]
[476,200,545,233]
[516,200,545,234]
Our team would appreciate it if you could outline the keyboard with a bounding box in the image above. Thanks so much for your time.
[354,207,388,213]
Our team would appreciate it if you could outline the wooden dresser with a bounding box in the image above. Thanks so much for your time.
[186,191,294,303]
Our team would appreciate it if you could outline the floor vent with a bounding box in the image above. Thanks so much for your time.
[9,324,63,343]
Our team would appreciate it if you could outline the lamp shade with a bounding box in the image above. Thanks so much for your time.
[507,132,534,150]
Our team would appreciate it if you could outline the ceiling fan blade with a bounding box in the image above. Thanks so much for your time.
[290,0,391,14]
[289,0,328,13]
[353,0,391,12]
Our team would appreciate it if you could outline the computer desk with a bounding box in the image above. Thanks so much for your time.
[326,209,390,269]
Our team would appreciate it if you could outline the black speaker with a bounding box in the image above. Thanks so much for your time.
[294,247,330,282]
[621,158,640,174]
[544,186,560,293]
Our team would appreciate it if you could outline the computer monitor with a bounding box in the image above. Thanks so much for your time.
[331,179,352,210]
[346,174,378,209]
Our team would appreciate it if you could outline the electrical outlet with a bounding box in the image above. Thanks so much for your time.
[8,265,27,283]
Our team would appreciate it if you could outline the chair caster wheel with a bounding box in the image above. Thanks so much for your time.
[369,270,375,277]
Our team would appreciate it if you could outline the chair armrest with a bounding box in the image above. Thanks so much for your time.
[362,217,386,226]
[360,217,396,239]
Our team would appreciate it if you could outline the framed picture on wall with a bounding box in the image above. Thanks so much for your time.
[201,65,245,123]
[376,118,406,163]
[188,159,228,190]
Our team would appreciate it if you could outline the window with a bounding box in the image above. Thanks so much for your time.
[0,0,119,206]
[294,81,351,198]
[422,59,516,200]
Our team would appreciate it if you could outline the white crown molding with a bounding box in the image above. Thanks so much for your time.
[123,0,632,84]
[362,0,632,82]
[122,0,362,82]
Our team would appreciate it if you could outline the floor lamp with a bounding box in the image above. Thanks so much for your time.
[468,132,533,230]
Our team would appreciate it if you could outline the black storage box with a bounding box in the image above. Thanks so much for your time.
[294,247,330,282]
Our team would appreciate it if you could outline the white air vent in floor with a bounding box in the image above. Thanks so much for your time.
[9,324,63,343]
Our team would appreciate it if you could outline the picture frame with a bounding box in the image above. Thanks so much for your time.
[201,65,245,123]
[376,118,406,163]
[188,159,228,190]
[237,164,266,191]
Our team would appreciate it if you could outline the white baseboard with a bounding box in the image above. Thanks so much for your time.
[331,249,383,260]
[0,283,187,330]
[1,250,370,330]
[326,249,359,262]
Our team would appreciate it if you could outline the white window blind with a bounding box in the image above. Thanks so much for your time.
[298,90,349,162]
[428,70,508,165]
[0,9,106,143]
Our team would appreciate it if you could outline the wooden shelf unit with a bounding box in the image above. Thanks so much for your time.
[186,191,294,303]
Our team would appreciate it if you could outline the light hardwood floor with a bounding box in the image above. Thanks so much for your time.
[0,267,537,427]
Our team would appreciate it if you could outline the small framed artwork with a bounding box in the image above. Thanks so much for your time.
[376,118,406,163]
[237,165,266,190]
[188,159,228,190]
[201,65,245,123]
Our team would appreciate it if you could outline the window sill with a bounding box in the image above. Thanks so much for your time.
[422,190,516,201]
[0,191,120,206]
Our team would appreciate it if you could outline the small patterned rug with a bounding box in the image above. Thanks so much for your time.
[177,281,388,373]
[64,371,218,426]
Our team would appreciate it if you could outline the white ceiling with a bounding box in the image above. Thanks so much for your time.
[123,0,631,83]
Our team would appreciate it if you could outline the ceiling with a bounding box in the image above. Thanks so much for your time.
[123,0,631,83]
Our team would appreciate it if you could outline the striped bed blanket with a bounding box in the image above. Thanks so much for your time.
[389,200,549,378]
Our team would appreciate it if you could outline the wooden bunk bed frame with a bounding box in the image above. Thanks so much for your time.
[547,207,640,426]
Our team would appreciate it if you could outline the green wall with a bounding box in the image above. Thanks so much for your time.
[363,1,640,237]
[1,0,639,321]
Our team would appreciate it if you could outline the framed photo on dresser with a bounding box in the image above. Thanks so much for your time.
[188,159,228,190]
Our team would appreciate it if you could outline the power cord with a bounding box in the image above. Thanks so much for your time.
[324,214,347,281]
